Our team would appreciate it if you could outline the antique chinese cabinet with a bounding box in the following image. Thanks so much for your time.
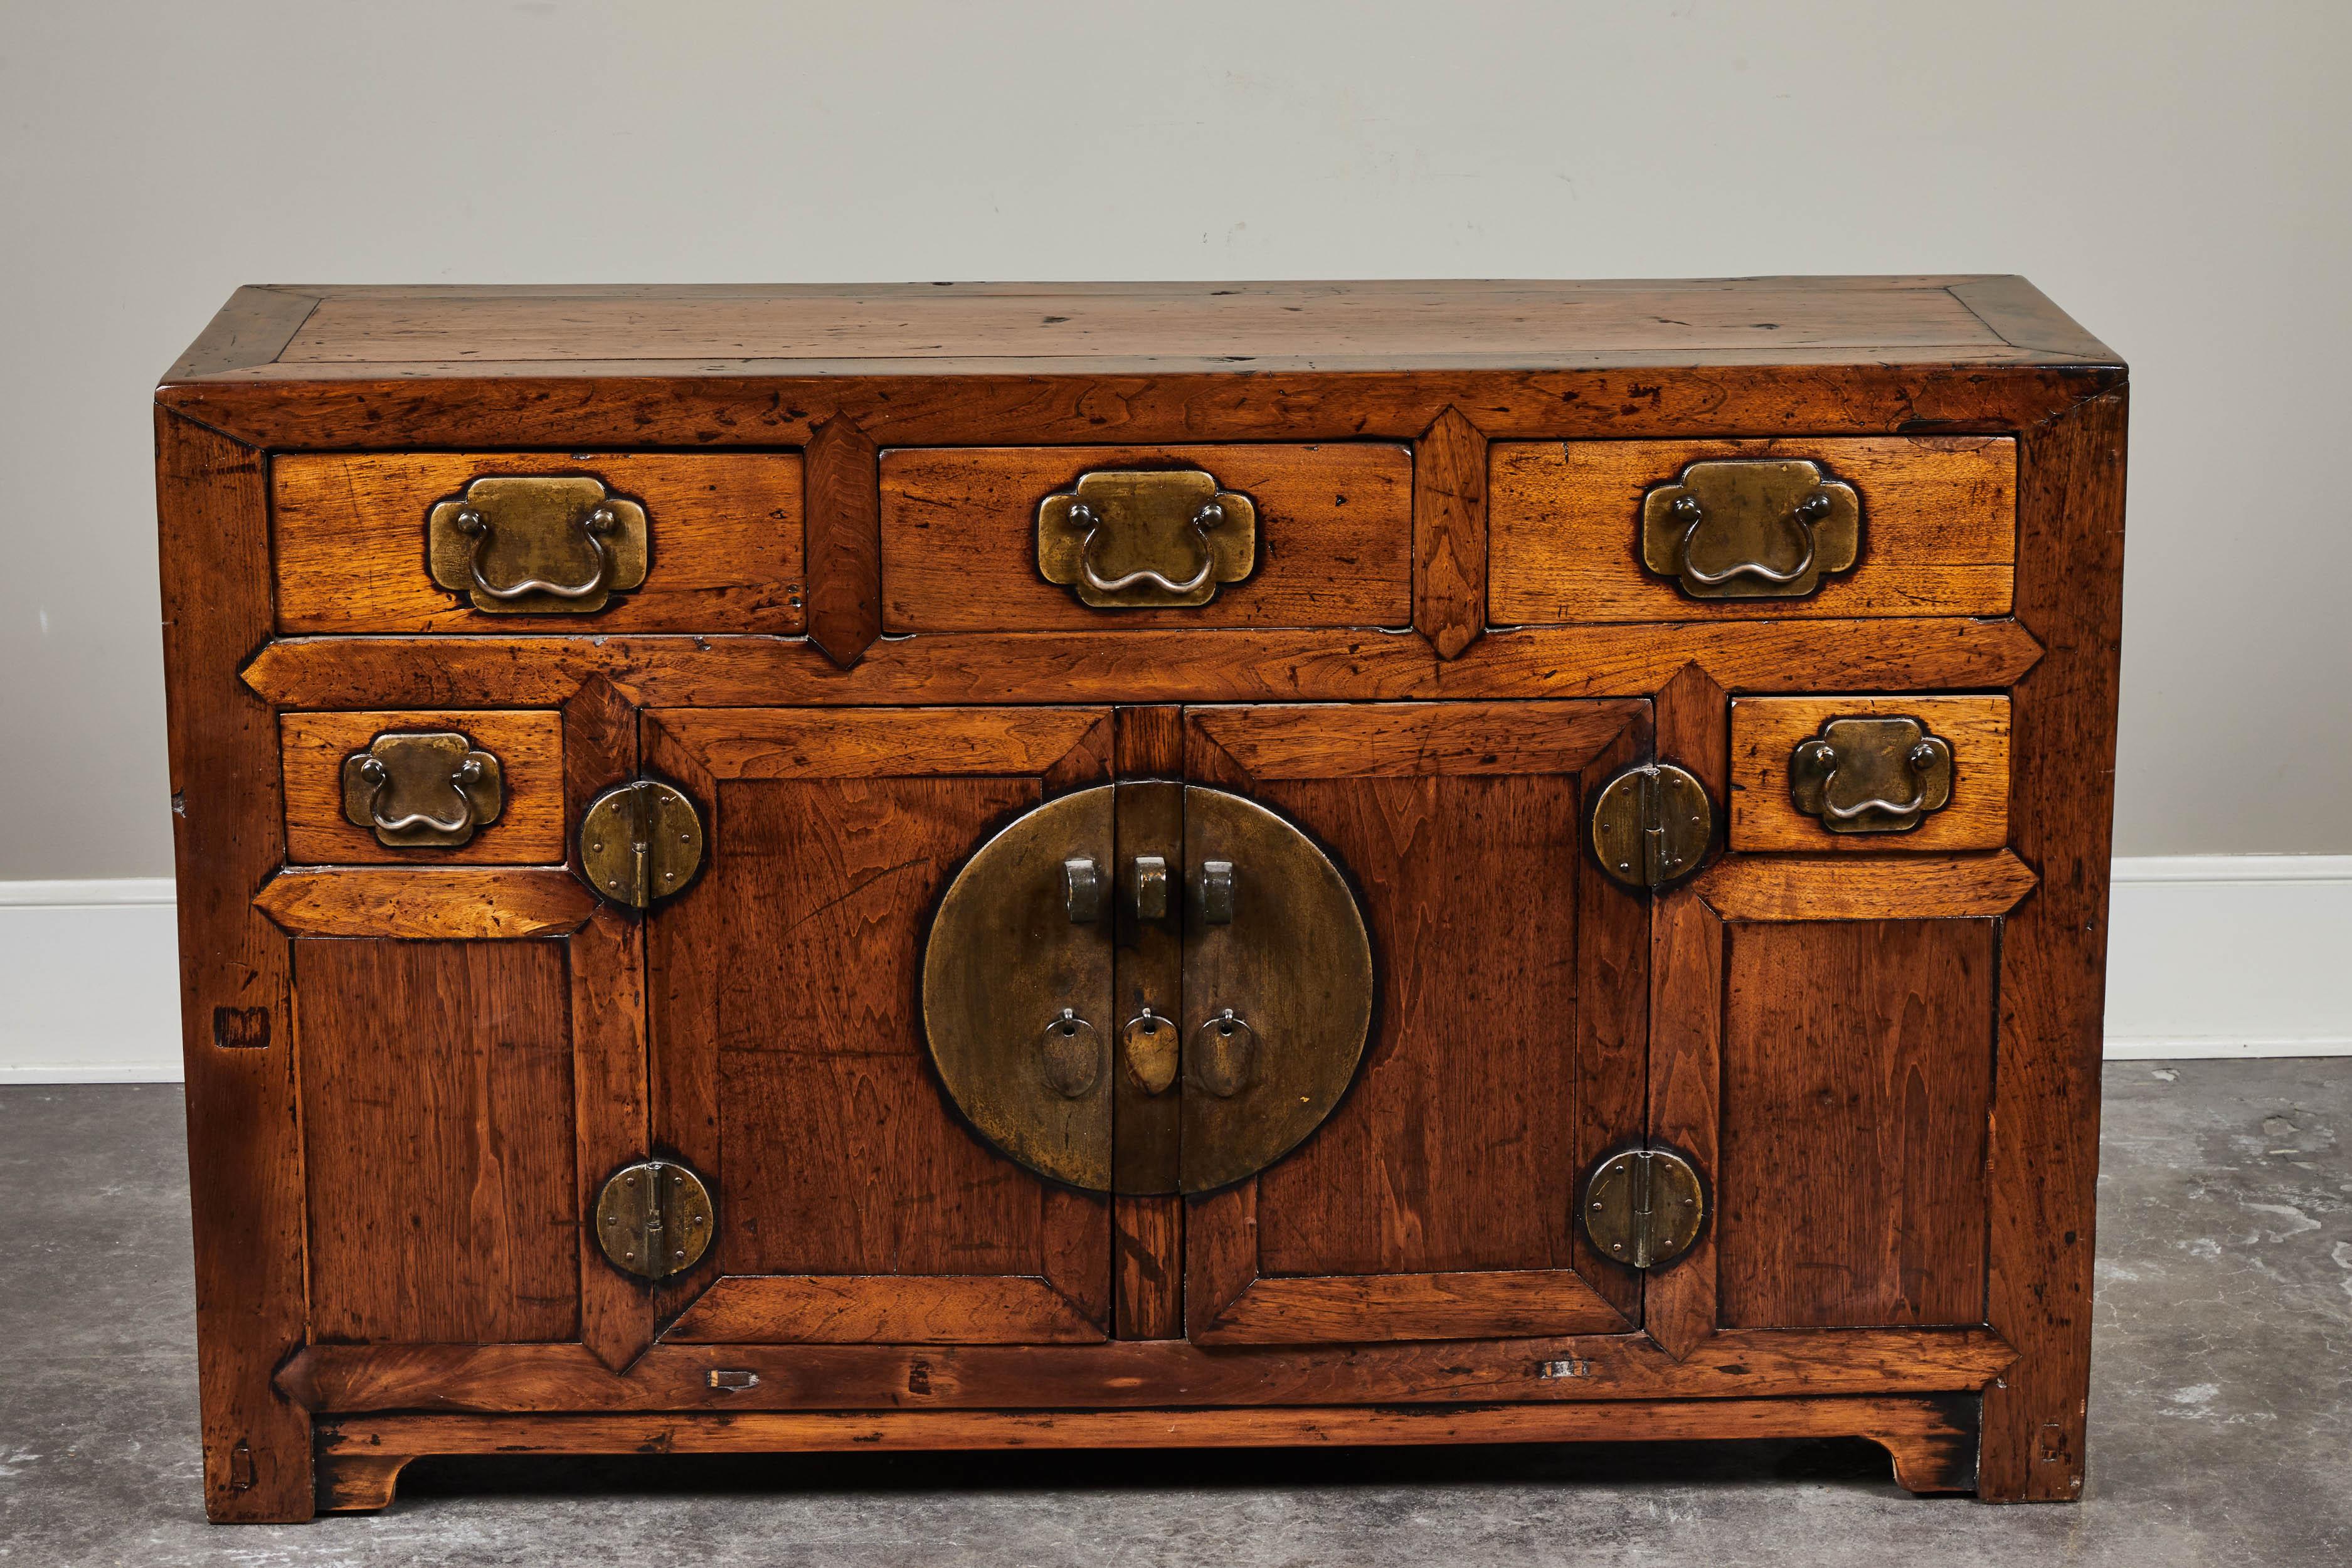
[154,278,2126,1519]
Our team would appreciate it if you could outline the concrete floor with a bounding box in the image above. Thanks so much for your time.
[0,1060,2346,1566]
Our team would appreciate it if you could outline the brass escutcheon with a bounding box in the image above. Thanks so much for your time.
[427,475,650,613]
[1037,469,1256,608]
[1789,716,1955,834]
[340,731,504,849]
[1122,1010,1181,1097]
[1641,458,1860,599]
[1589,761,1715,892]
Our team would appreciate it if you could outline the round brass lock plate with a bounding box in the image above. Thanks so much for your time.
[595,1159,715,1280]
[580,780,705,908]
[922,786,1117,1192]
[1177,786,1374,1195]
[1581,1148,1705,1270]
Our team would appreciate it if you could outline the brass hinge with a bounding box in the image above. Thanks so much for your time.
[580,779,706,909]
[1582,1147,1706,1269]
[1589,762,1715,893]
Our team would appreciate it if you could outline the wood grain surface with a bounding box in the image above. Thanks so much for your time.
[1693,851,2037,922]
[277,1323,2016,1414]
[1412,408,1489,658]
[243,618,2047,712]
[278,708,565,864]
[1489,437,2016,623]
[255,867,594,938]
[297,940,578,1343]
[1729,695,2011,853]
[157,412,313,1521]
[1718,919,1997,1329]
[273,451,805,635]
[1979,388,2129,1502]
[878,443,1412,631]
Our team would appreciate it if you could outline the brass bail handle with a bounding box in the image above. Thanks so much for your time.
[457,501,619,601]
[356,753,484,837]
[1671,489,1831,589]
[1067,497,1227,597]
[1794,736,1941,821]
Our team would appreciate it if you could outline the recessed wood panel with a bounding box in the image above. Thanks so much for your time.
[1489,437,2015,623]
[299,940,577,1343]
[280,709,565,866]
[1253,773,1586,1276]
[1729,695,2011,853]
[718,1052,1047,1276]
[273,451,805,635]
[1718,919,1995,1329]
[711,776,1038,1058]
[879,444,1412,631]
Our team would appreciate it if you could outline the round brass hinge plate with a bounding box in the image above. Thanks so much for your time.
[1581,1148,1706,1270]
[580,779,706,909]
[594,1158,715,1280]
[1589,762,1714,892]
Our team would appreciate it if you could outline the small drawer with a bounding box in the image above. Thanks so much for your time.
[272,452,805,633]
[1729,696,2010,852]
[878,443,1412,630]
[1489,437,2015,623]
[281,709,565,864]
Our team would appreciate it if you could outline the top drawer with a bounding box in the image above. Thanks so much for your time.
[1488,437,2015,622]
[878,443,1412,631]
[272,451,805,634]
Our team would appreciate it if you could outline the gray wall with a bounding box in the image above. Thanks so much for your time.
[4,1,2346,878]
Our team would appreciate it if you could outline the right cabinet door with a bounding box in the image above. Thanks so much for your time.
[1648,691,2033,1359]
[1180,700,1655,1345]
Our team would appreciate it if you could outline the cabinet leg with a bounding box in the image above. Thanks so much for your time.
[315,1451,415,1514]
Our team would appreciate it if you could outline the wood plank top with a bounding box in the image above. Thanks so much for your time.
[162,276,2117,382]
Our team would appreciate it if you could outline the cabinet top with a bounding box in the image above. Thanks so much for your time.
[164,276,2116,383]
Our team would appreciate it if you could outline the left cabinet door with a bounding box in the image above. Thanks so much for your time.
[642,706,1118,1345]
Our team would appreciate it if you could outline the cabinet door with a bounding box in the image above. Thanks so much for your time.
[643,706,1116,1345]
[1182,701,1653,1344]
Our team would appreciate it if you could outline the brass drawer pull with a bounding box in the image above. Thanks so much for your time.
[428,475,649,613]
[1641,458,1860,600]
[1789,716,1955,834]
[455,502,618,602]
[1037,469,1256,608]
[340,731,504,849]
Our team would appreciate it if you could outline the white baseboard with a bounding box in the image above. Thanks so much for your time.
[0,879,185,1083]
[3,858,2346,1083]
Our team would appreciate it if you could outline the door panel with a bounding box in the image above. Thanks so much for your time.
[1182,700,1653,1344]
[299,939,577,1345]
[645,706,1116,1345]
[1718,918,1995,1328]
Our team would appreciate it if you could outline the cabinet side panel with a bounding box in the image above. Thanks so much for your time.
[300,940,578,1342]
[1717,919,1994,1328]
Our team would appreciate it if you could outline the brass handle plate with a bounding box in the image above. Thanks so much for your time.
[428,475,650,613]
[1582,1148,1705,1269]
[1122,1010,1180,1096]
[340,731,504,849]
[594,1158,714,1280]
[1037,469,1256,608]
[1641,458,1860,600]
[1789,716,1955,834]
